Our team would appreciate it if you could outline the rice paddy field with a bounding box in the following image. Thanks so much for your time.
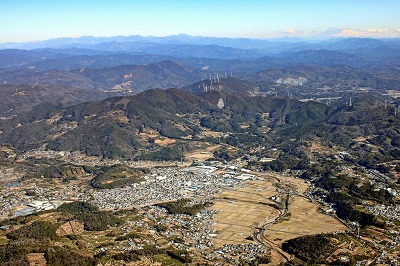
[210,174,348,247]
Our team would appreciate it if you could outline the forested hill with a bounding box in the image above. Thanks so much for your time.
[0,87,398,164]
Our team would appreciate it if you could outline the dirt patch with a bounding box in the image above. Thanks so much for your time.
[154,138,176,146]
[200,130,222,138]
[101,179,115,184]
[310,141,325,151]
[354,136,367,142]
[26,253,46,266]
[56,221,84,236]
[184,144,220,161]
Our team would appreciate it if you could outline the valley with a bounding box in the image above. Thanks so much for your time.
[0,151,357,265]
[0,129,399,265]
[1,34,400,265]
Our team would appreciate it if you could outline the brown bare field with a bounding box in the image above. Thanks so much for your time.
[184,143,220,161]
[138,128,158,139]
[211,199,279,246]
[264,196,348,244]
[310,141,325,151]
[354,136,368,142]
[0,146,13,152]
[154,138,176,146]
[45,113,62,124]
[99,110,130,124]
[260,173,309,194]
[26,253,46,266]
[138,128,176,147]
[173,122,189,132]
[101,179,115,184]
[210,175,347,248]
[199,130,221,138]
[211,179,280,246]
[217,180,278,202]
[56,221,84,236]
[279,177,309,194]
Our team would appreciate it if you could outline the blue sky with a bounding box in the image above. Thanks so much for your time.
[1,0,399,42]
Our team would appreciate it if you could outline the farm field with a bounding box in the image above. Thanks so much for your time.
[210,178,280,246]
[264,196,348,244]
[211,199,279,246]
[184,143,221,161]
[210,174,348,248]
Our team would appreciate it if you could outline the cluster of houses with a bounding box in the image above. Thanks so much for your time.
[91,164,257,210]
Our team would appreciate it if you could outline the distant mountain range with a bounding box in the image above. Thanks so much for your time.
[0,60,201,92]
[2,34,400,55]
[1,36,400,72]
[182,77,258,96]
[1,35,400,121]
[0,84,113,116]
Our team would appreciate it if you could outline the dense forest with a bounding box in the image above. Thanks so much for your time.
[84,165,148,189]
[156,199,211,216]
[58,201,123,231]
[282,233,348,264]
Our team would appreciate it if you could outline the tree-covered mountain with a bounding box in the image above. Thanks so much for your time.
[181,77,259,96]
[1,36,399,104]
[0,84,115,116]
[0,60,202,93]
[1,36,400,148]
[250,65,400,94]
[0,87,398,164]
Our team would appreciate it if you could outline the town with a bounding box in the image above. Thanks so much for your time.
[1,148,399,265]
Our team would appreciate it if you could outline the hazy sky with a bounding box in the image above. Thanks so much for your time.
[1,0,400,42]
